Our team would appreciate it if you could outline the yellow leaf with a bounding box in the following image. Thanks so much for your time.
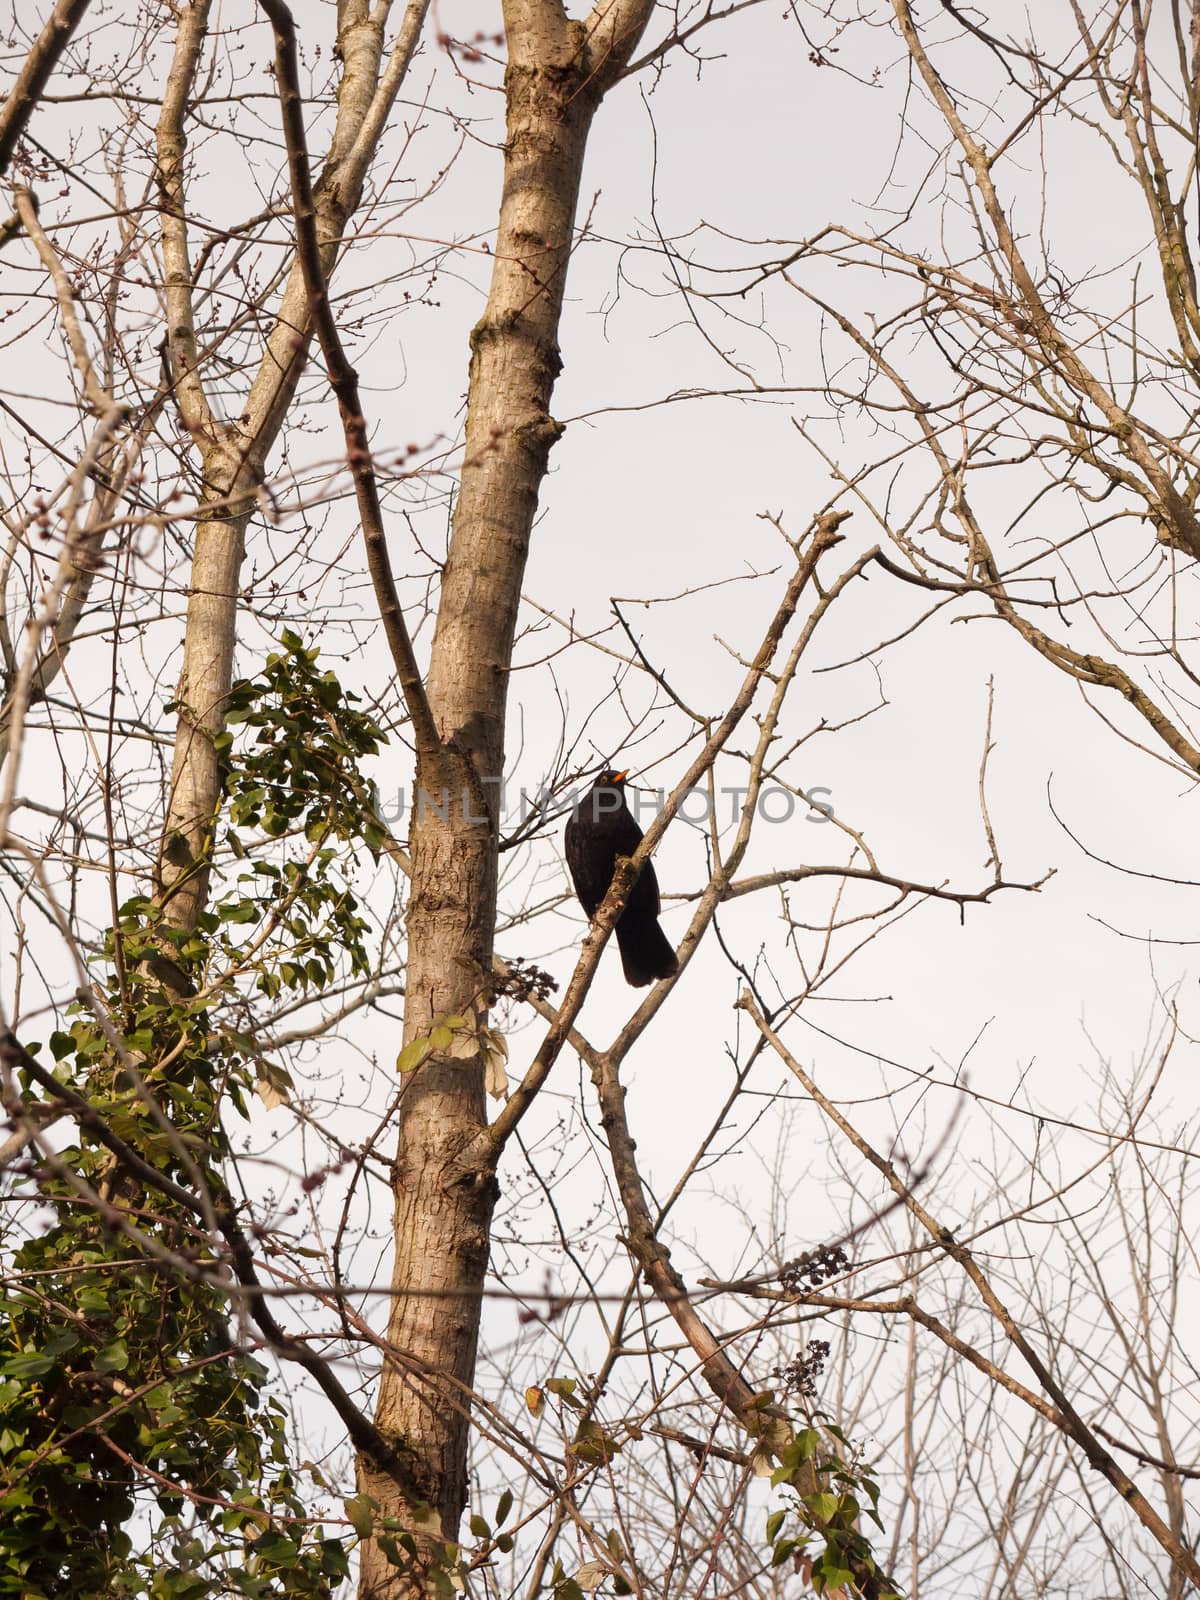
[397,1037,433,1074]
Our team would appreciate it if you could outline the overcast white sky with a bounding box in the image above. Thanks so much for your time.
[3,0,1197,1570]
[6,0,1195,1243]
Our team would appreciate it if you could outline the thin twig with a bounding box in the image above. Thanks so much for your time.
[260,0,441,760]
[0,0,93,180]
[738,989,1200,1590]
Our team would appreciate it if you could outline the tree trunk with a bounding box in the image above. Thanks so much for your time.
[357,3,654,1594]
[154,0,429,938]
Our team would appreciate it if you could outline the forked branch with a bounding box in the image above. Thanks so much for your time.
[738,990,1200,1590]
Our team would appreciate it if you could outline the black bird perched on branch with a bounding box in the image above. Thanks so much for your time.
[564,768,679,988]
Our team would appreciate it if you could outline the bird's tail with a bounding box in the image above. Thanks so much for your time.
[615,913,679,988]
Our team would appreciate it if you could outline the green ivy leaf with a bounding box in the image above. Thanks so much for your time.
[343,1494,376,1539]
[1,1351,55,1379]
[42,1326,80,1359]
[94,1337,130,1373]
[397,1037,433,1074]
[807,1491,839,1523]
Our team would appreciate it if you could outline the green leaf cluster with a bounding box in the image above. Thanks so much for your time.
[764,1416,899,1597]
[0,1213,346,1596]
[1,635,390,1596]
[218,629,385,854]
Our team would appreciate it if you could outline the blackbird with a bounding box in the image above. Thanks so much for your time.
[564,768,679,987]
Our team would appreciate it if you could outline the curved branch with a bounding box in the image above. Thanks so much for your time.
[260,0,441,759]
[471,512,848,1167]
[0,0,92,182]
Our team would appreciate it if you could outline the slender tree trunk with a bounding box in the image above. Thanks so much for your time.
[154,0,429,937]
[358,3,655,1594]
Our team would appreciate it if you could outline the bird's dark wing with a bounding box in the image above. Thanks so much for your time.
[626,853,661,917]
[607,806,645,857]
[564,813,613,918]
[565,779,653,918]
[565,777,675,985]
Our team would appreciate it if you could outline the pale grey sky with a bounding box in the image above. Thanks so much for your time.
[3,1,1196,1582]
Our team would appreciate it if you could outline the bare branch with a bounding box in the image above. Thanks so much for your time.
[0,0,92,182]
[260,0,442,759]
[739,989,1200,1589]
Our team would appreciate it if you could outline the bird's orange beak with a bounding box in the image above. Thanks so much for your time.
[612,769,629,782]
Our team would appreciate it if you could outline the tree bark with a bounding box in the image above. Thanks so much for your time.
[357,2,655,1593]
